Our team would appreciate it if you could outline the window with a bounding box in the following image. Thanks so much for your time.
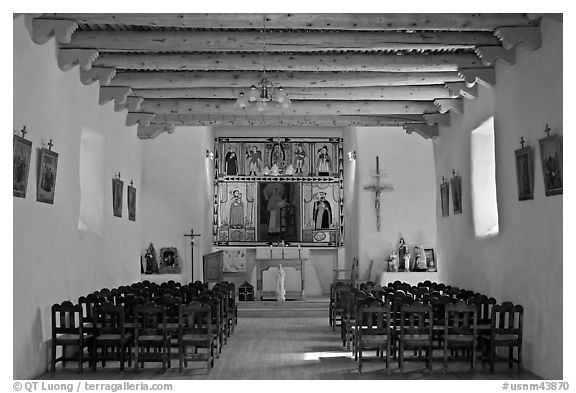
[471,116,499,237]
[78,128,105,235]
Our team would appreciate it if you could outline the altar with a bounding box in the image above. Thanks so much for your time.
[255,258,306,300]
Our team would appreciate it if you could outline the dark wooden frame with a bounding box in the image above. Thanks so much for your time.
[112,178,124,217]
[13,135,32,198]
[538,134,562,196]
[440,179,449,217]
[514,146,534,201]
[203,250,224,282]
[424,248,437,272]
[450,174,462,215]
[37,148,58,204]
[127,184,136,221]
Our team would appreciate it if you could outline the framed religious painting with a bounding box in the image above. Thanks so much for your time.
[440,177,450,217]
[127,184,136,221]
[13,135,32,198]
[36,148,58,204]
[515,145,534,201]
[539,134,562,196]
[257,182,301,243]
[112,178,124,217]
[450,172,462,215]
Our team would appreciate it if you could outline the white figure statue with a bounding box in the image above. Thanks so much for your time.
[276,264,286,301]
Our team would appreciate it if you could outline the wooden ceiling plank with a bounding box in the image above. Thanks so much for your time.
[139,98,437,116]
[133,85,452,100]
[64,30,499,52]
[94,52,483,72]
[111,71,464,89]
[40,13,534,31]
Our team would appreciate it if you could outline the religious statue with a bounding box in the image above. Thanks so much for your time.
[293,143,306,174]
[276,264,286,301]
[144,242,159,274]
[247,146,262,176]
[270,143,285,171]
[398,238,407,271]
[265,185,287,234]
[316,145,331,176]
[386,251,398,272]
[229,189,244,228]
[313,192,332,229]
[404,249,412,271]
[224,147,238,175]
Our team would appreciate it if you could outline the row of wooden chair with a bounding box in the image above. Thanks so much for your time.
[51,280,238,374]
[331,281,523,374]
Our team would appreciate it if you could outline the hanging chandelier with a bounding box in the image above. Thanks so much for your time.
[236,15,291,111]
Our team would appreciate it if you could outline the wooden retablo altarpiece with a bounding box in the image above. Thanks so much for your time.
[212,137,344,247]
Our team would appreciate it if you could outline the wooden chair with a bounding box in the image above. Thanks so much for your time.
[51,301,93,373]
[199,293,224,358]
[178,302,214,371]
[331,282,352,331]
[133,302,169,371]
[480,302,523,374]
[92,302,133,372]
[398,301,433,373]
[356,299,392,374]
[78,294,102,335]
[443,301,477,373]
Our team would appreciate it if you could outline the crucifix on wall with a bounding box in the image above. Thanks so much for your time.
[363,156,394,231]
[184,229,201,281]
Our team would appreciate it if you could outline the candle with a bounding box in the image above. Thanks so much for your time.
[376,156,380,175]
[298,244,301,250]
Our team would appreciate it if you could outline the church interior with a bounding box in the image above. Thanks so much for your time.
[12,13,563,381]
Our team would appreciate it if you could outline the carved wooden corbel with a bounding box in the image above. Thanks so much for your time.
[57,49,99,71]
[126,112,155,127]
[99,86,132,106]
[494,26,542,51]
[32,19,78,45]
[433,98,463,114]
[423,113,450,127]
[114,96,144,112]
[137,123,174,139]
[404,124,439,139]
[474,46,515,66]
[457,68,496,87]
[444,82,478,99]
[79,67,116,86]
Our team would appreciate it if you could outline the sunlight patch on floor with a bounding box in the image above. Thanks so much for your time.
[302,351,353,360]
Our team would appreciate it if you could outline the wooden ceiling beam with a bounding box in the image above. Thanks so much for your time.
[94,52,483,72]
[64,30,499,52]
[79,67,116,86]
[137,123,174,139]
[152,114,426,127]
[133,85,452,101]
[39,13,534,31]
[111,71,464,89]
[494,26,542,51]
[139,98,437,116]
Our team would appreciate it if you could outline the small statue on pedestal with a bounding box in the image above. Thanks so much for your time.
[398,237,407,271]
[386,251,398,272]
[144,242,159,274]
[276,264,286,301]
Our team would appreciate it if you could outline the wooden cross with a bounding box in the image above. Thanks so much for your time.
[20,126,27,139]
[363,156,393,231]
[520,137,525,148]
[184,229,202,281]
[47,139,54,151]
[544,124,551,137]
